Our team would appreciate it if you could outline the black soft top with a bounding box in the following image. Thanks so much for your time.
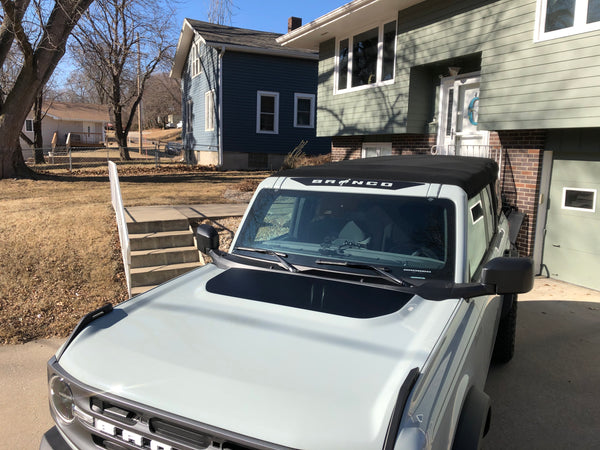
[277,155,498,198]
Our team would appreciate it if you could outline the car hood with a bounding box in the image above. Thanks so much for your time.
[58,265,459,450]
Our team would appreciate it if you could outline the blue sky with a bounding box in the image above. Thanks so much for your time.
[175,0,349,34]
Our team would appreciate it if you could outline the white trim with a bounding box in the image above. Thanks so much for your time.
[25,119,34,132]
[334,20,397,94]
[561,187,597,212]
[205,90,215,131]
[534,0,600,42]
[190,40,202,78]
[256,91,279,134]
[293,93,315,128]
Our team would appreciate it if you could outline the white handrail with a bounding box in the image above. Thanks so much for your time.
[108,161,131,297]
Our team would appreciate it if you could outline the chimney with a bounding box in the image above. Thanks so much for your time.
[288,17,302,33]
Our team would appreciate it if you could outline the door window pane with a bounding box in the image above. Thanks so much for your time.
[352,27,378,87]
[545,0,576,32]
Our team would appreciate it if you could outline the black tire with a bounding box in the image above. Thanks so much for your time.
[492,295,517,364]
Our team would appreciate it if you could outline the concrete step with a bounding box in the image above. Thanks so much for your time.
[129,230,194,251]
[130,246,200,269]
[130,262,200,287]
[131,285,158,296]
[127,218,190,235]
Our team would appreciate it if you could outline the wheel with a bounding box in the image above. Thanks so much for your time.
[492,295,517,363]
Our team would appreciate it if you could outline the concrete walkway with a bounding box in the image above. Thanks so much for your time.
[2,278,598,450]
[124,203,249,225]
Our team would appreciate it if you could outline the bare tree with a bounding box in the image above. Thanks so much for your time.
[207,0,235,25]
[142,72,180,128]
[0,0,94,179]
[71,0,176,160]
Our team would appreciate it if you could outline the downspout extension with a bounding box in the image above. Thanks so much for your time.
[218,46,225,167]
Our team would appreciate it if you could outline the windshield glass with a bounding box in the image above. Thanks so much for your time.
[235,189,456,281]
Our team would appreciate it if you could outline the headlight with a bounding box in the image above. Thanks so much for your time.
[50,376,75,423]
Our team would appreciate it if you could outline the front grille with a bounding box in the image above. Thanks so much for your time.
[49,357,294,450]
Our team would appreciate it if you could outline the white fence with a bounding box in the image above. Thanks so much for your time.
[108,161,131,297]
[431,144,503,175]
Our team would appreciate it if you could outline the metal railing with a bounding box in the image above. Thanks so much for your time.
[108,161,131,298]
[431,144,503,174]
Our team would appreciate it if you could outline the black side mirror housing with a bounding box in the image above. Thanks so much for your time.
[195,224,219,254]
[481,257,534,294]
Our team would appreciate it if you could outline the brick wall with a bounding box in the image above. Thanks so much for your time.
[496,130,546,257]
[331,131,547,256]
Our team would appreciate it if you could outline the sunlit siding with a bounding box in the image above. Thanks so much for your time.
[316,0,600,136]
[222,52,330,156]
[181,41,219,152]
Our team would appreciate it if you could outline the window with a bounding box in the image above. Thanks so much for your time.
[186,100,193,132]
[205,90,215,131]
[25,119,33,132]
[294,93,315,128]
[336,21,396,92]
[190,41,202,77]
[256,91,279,134]
[361,142,392,158]
[562,187,596,212]
[535,0,600,41]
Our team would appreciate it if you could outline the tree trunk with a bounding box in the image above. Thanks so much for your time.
[33,93,46,164]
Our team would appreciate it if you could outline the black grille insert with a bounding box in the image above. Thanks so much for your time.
[149,418,212,449]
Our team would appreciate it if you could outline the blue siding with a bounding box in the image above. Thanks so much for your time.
[181,42,219,152]
[222,52,330,156]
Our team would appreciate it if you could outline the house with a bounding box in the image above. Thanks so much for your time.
[170,18,330,170]
[21,102,110,149]
[278,0,600,290]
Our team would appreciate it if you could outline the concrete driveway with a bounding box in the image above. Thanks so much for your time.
[1,278,598,450]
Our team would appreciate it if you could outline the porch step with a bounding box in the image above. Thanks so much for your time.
[127,218,191,235]
[129,230,194,251]
[130,262,200,288]
[130,246,200,268]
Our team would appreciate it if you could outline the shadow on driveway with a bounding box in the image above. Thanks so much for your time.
[484,298,600,449]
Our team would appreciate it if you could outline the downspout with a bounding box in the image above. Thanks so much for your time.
[218,46,226,167]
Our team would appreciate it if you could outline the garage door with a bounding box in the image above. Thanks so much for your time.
[543,152,600,290]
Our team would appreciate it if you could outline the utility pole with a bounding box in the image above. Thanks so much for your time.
[137,33,143,154]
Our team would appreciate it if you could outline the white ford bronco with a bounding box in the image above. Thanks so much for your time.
[42,155,533,450]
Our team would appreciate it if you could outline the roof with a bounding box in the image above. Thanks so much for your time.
[277,0,425,51]
[171,19,318,79]
[36,102,109,122]
[276,155,499,198]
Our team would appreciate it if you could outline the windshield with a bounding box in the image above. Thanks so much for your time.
[234,189,456,281]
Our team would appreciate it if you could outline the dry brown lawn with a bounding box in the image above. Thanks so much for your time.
[0,162,269,344]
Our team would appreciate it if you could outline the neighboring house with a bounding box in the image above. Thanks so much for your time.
[21,102,110,149]
[170,18,330,170]
[278,0,600,290]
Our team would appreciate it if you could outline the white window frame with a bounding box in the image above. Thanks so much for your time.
[561,187,597,212]
[335,20,397,94]
[361,142,392,158]
[293,93,315,128]
[534,0,600,41]
[205,90,215,131]
[190,41,202,78]
[256,91,279,134]
[25,119,34,132]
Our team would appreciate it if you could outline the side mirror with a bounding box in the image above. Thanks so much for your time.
[481,257,534,294]
[195,224,219,254]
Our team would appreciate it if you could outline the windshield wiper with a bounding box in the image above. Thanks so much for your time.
[234,247,298,273]
[315,259,414,287]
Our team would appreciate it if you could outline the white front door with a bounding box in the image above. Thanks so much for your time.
[437,74,489,157]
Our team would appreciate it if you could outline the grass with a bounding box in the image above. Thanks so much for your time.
[0,162,270,344]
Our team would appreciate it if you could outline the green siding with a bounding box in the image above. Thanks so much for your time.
[317,0,600,136]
